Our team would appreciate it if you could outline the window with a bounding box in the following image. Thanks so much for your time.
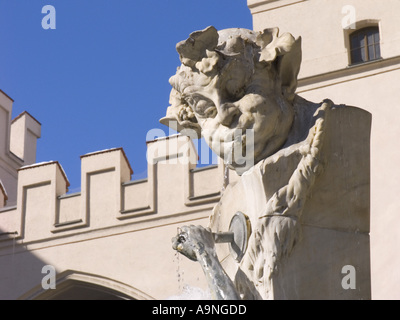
[349,26,381,65]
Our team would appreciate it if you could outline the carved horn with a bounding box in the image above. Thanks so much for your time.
[257,28,302,102]
[176,26,219,67]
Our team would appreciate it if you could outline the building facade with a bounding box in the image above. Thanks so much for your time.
[0,0,399,299]
[249,0,400,299]
[0,89,237,299]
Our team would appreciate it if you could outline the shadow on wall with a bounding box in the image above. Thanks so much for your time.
[0,228,149,300]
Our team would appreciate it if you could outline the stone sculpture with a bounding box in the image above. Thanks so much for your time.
[162,26,371,300]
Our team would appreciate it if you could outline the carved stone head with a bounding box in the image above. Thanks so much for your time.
[160,26,302,174]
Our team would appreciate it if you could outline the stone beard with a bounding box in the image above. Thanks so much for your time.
[164,26,371,300]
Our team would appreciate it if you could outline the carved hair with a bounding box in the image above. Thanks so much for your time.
[160,26,302,135]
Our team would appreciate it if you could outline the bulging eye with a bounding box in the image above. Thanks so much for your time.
[194,99,212,114]
[185,94,216,118]
[196,100,217,118]
[204,106,217,118]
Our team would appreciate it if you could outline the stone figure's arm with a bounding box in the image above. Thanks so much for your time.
[172,225,240,300]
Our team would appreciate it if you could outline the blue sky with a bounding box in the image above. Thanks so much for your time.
[0,1,252,190]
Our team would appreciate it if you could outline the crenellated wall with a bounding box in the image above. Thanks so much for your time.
[0,93,243,298]
[0,89,243,299]
[0,134,238,244]
[0,90,41,206]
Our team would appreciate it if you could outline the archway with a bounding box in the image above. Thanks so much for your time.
[19,270,154,300]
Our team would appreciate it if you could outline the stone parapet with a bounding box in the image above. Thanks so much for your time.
[0,90,41,206]
[0,135,233,244]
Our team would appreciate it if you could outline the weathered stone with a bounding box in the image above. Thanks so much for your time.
[164,26,371,300]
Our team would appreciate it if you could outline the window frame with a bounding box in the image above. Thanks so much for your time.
[343,20,382,67]
[349,26,381,65]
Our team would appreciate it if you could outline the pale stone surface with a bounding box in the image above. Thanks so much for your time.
[209,102,371,299]
[163,26,371,299]
[0,12,374,300]
[161,27,301,174]
[249,0,400,299]
[0,91,41,207]
[0,114,224,299]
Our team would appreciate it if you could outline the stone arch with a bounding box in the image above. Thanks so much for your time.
[18,270,155,300]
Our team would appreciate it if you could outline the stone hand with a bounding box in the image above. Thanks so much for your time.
[172,225,216,262]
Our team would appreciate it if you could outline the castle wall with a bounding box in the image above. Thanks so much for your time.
[0,117,238,299]
[0,90,41,206]
[249,0,400,299]
[2,0,396,299]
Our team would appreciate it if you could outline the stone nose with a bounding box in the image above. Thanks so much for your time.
[218,103,240,127]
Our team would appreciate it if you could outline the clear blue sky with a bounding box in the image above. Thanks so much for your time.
[0,1,252,191]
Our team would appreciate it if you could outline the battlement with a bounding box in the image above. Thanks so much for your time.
[0,90,41,206]
[0,89,239,300]
[0,88,239,246]
[0,132,238,243]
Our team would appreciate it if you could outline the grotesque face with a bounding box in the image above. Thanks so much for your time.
[161,27,302,174]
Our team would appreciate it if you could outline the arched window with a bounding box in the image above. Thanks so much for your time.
[350,26,381,65]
